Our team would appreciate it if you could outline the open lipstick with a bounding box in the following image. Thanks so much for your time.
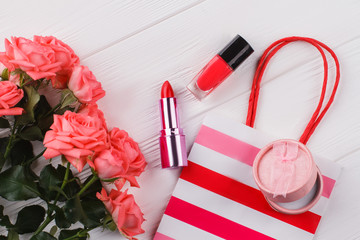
[159,81,187,168]
[187,35,254,100]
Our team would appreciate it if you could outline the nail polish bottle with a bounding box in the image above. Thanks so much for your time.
[187,35,254,100]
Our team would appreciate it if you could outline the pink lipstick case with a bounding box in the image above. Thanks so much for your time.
[159,97,187,168]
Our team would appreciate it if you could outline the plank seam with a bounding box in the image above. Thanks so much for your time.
[82,0,208,60]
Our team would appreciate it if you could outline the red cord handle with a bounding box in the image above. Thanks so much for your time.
[246,37,340,145]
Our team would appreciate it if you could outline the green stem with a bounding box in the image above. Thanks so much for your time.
[19,73,24,88]
[54,162,71,205]
[62,228,95,240]
[24,148,46,166]
[32,214,55,236]
[32,165,98,237]
[34,78,44,91]
[1,121,18,171]
[43,103,61,118]
[31,162,70,237]
[4,125,16,159]
[63,234,80,240]
[78,174,98,197]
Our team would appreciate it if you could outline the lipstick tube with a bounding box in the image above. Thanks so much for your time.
[187,35,254,100]
[159,83,187,168]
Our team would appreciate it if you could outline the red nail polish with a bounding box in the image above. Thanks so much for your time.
[187,35,254,100]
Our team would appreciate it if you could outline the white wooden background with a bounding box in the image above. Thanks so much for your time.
[0,0,360,239]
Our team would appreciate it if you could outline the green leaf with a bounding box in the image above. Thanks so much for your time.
[20,126,43,141]
[38,164,80,202]
[50,226,58,236]
[30,232,57,240]
[15,205,45,234]
[10,139,34,166]
[7,230,19,240]
[24,164,39,180]
[64,196,82,224]
[57,165,80,201]
[0,165,39,200]
[0,138,9,171]
[60,89,77,109]
[17,85,40,124]
[0,235,7,240]
[0,138,8,153]
[37,115,53,135]
[0,154,4,173]
[0,205,13,228]
[35,96,52,117]
[11,69,24,75]
[80,199,106,228]
[35,95,54,135]
[103,214,117,231]
[59,228,87,240]
[39,165,63,201]
[100,177,120,183]
[55,106,75,116]
[64,196,106,229]
[81,176,102,200]
[55,207,71,229]
[49,186,69,200]
[1,68,9,80]
[0,118,10,128]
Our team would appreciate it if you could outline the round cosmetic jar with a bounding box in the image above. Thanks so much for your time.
[253,139,323,214]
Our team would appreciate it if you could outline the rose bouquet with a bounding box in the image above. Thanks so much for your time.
[0,36,146,239]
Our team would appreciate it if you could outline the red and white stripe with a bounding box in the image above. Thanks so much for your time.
[155,114,342,240]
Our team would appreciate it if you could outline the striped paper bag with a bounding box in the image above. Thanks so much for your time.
[154,113,342,240]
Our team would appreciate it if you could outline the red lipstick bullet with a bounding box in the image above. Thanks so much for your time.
[187,35,254,100]
[161,81,175,98]
[159,81,187,168]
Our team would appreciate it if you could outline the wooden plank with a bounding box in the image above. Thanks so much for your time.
[0,0,204,58]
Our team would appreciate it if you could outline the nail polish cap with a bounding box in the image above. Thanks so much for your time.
[219,35,254,70]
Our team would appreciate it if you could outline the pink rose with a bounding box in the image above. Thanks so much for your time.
[43,105,107,172]
[0,63,6,74]
[0,81,24,117]
[8,73,21,86]
[33,36,80,89]
[91,128,146,187]
[109,128,146,178]
[0,37,62,80]
[78,103,107,130]
[68,65,105,104]
[92,147,129,179]
[97,188,145,239]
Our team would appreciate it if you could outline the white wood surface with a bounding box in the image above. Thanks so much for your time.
[1,0,360,239]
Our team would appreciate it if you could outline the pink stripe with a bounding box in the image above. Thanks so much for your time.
[196,125,336,199]
[322,175,336,198]
[195,125,260,166]
[165,196,275,240]
[153,232,175,240]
